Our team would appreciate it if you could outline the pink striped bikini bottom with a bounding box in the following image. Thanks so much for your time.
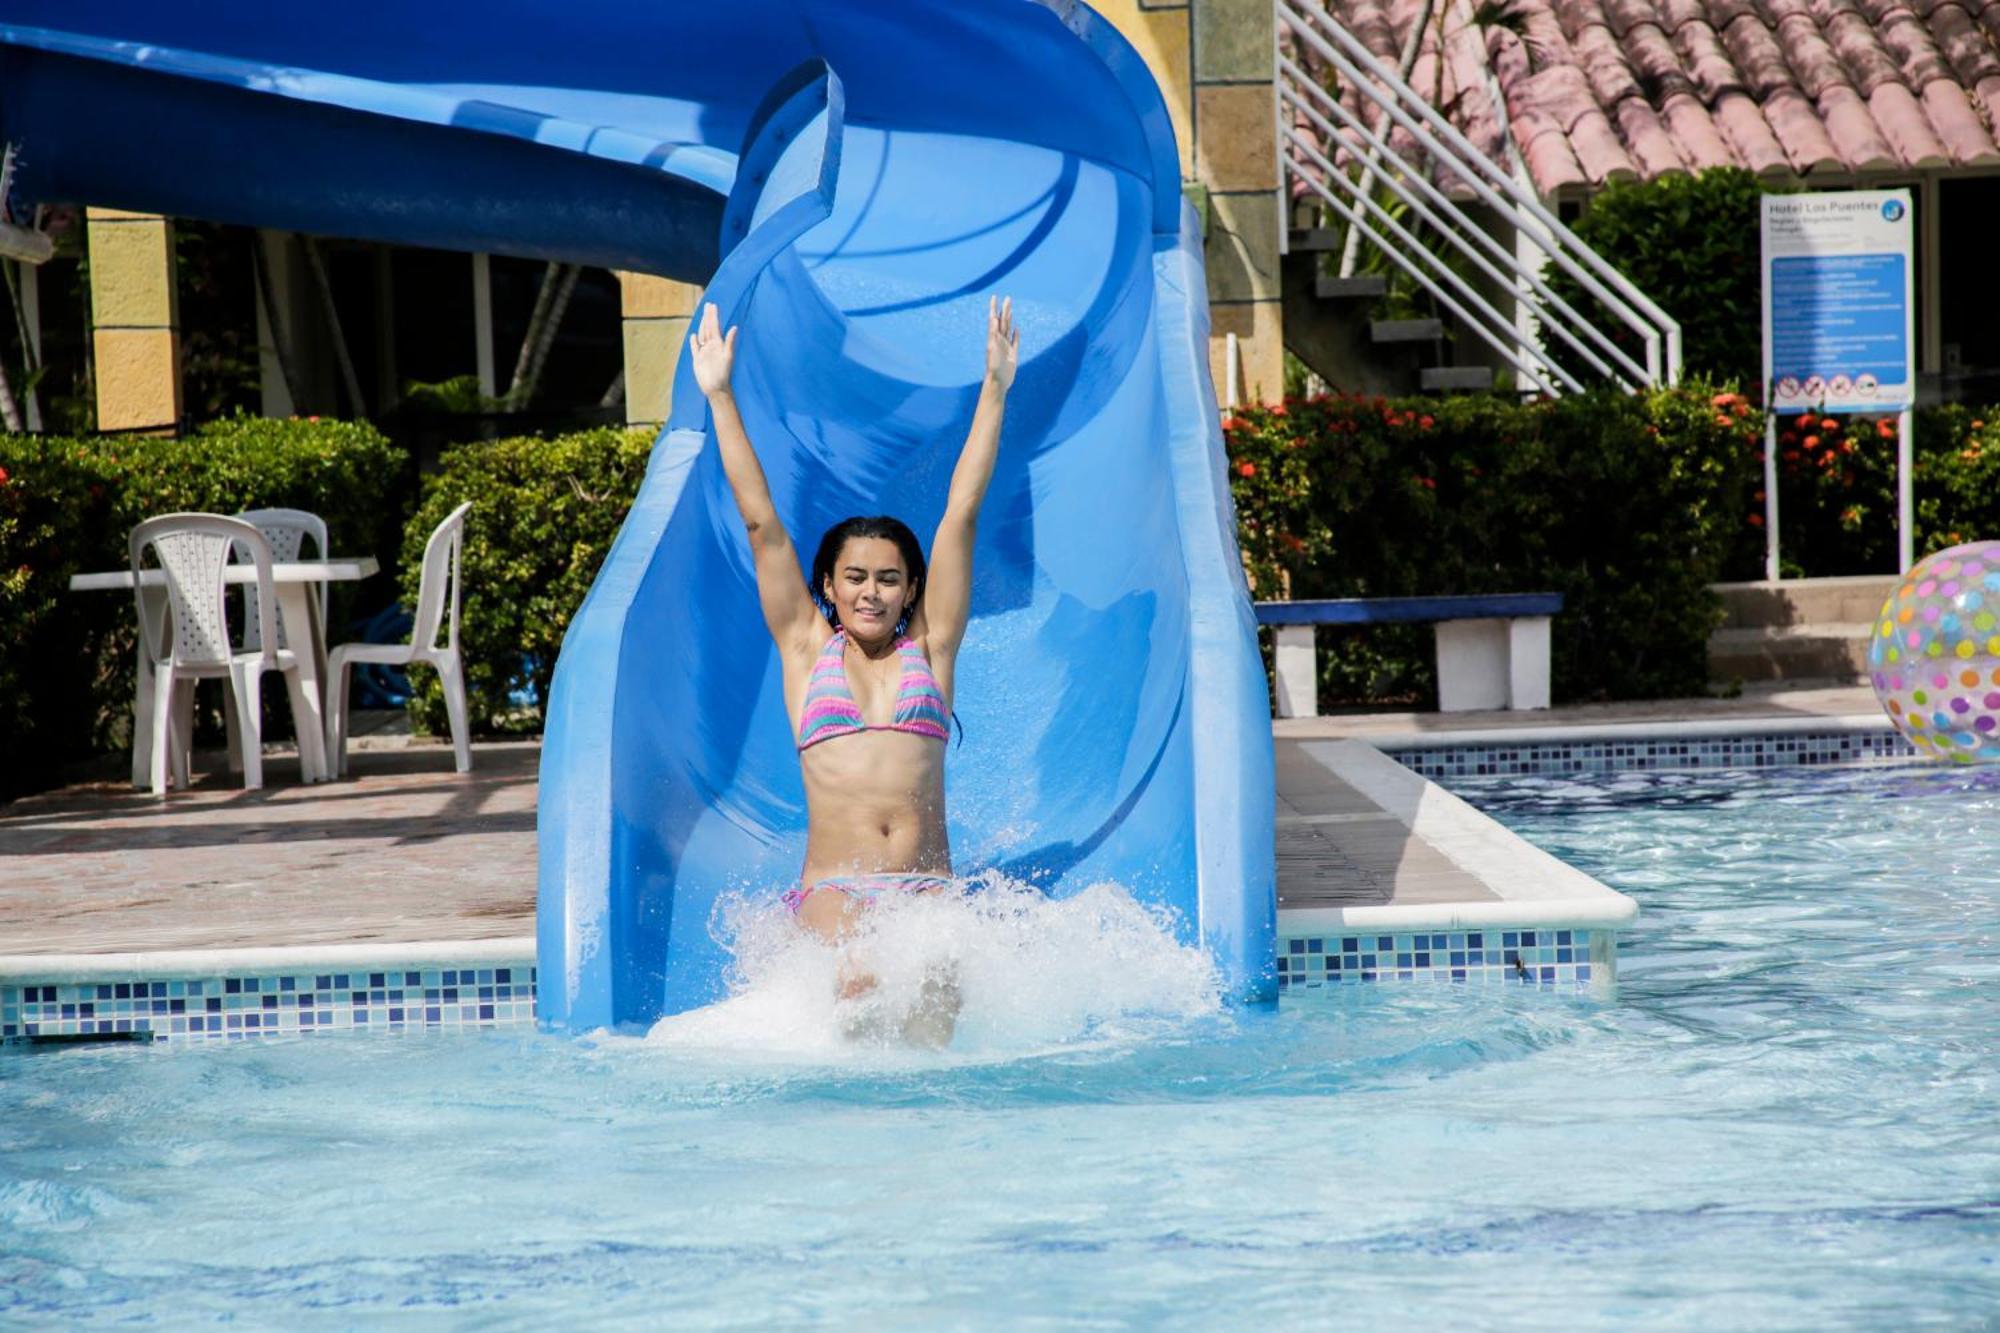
[781,872,953,915]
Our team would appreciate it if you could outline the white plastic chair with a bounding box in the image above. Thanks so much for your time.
[220,508,328,775]
[129,513,320,795]
[325,501,473,777]
[232,507,328,651]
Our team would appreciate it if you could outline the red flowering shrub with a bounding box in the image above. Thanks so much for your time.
[1746,407,2000,577]
[1228,383,2000,705]
[1225,382,1751,704]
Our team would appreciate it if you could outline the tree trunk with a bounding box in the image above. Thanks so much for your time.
[303,236,368,418]
[506,262,564,409]
[3,259,42,431]
[251,233,308,412]
[0,351,22,433]
[506,263,579,411]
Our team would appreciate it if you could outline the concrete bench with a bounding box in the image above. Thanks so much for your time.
[1254,593,1563,716]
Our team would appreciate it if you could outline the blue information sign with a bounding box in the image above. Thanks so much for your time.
[1768,254,1907,410]
[1762,191,1914,415]
[1760,188,1917,577]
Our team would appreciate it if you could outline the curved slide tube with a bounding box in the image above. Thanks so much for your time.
[0,1,1276,1029]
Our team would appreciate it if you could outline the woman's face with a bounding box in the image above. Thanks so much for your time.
[823,536,914,641]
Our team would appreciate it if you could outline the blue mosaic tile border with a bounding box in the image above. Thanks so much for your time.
[1277,928,1602,991]
[1,966,537,1044]
[1388,728,1913,781]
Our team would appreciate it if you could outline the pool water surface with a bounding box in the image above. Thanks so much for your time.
[3,763,1996,1327]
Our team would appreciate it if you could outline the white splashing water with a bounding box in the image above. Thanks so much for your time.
[642,875,1221,1059]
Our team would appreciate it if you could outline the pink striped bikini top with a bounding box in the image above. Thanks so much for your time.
[796,630,949,751]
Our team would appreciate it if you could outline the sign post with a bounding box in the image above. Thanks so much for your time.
[1760,189,1917,579]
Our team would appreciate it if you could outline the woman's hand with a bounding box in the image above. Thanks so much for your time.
[984,295,1018,392]
[690,302,738,398]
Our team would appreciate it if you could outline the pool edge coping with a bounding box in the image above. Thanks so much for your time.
[0,937,537,983]
[1276,739,1640,936]
[1343,712,1892,751]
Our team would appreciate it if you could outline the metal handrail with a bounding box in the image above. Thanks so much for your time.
[1285,0,1667,370]
[1281,63,1646,385]
[1278,0,1682,389]
[1281,71,1647,388]
[1283,125,1576,394]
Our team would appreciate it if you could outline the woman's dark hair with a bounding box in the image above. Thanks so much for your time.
[810,515,927,630]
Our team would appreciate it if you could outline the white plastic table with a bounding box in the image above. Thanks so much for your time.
[68,557,380,787]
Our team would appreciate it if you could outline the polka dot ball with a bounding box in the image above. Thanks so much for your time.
[1869,539,2000,764]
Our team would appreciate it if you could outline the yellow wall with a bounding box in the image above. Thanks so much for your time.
[1096,0,1282,406]
[86,209,182,433]
[618,273,702,427]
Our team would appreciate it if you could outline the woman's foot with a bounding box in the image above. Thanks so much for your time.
[835,956,878,1000]
[898,969,961,1049]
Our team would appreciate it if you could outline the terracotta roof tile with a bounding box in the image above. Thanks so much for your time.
[1973,0,2000,47]
[1820,83,1905,167]
[1543,63,1646,177]
[1927,5,2000,85]
[1442,12,1512,162]
[1874,83,1953,161]
[1343,0,1404,61]
[1661,89,1744,164]
[1820,4,1907,96]
[1623,20,1701,100]
[1761,88,1849,171]
[1921,79,2000,159]
[1973,70,2000,127]
[1307,0,2000,192]
[1571,14,1644,104]
[1871,2,1954,86]
[1673,14,1754,104]
[1715,89,1797,170]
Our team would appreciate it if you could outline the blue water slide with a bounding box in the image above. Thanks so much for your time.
[0,1,1276,1027]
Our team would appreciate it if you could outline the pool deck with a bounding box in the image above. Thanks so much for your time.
[1,686,1873,970]
[1276,739,1496,913]
[1,742,538,963]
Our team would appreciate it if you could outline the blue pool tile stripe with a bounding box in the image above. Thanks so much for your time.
[1275,929,1602,990]
[1389,729,1913,781]
[8,929,1604,1034]
[1,967,538,1044]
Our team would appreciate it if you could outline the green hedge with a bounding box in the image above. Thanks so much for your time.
[0,416,405,800]
[399,426,655,736]
[1227,385,2000,707]
[14,396,2000,797]
[1225,383,1755,704]
[1551,167,1770,388]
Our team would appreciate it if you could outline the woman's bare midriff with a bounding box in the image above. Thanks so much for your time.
[797,729,950,887]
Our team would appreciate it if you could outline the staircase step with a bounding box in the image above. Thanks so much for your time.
[1315,275,1389,300]
[1707,625,1874,684]
[1712,576,1900,629]
[1289,228,1343,252]
[1420,366,1494,392]
[1371,318,1443,343]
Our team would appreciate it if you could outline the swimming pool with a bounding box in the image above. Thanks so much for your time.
[3,762,1995,1325]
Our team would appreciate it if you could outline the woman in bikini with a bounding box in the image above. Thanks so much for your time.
[689,295,1017,1009]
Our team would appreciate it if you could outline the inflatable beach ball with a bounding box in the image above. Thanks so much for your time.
[1869,539,2000,763]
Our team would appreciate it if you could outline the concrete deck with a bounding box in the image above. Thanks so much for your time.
[1,742,538,956]
[1,682,1849,961]
[1275,739,1497,912]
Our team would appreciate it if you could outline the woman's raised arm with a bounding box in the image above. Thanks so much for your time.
[913,297,1017,659]
[691,304,824,654]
